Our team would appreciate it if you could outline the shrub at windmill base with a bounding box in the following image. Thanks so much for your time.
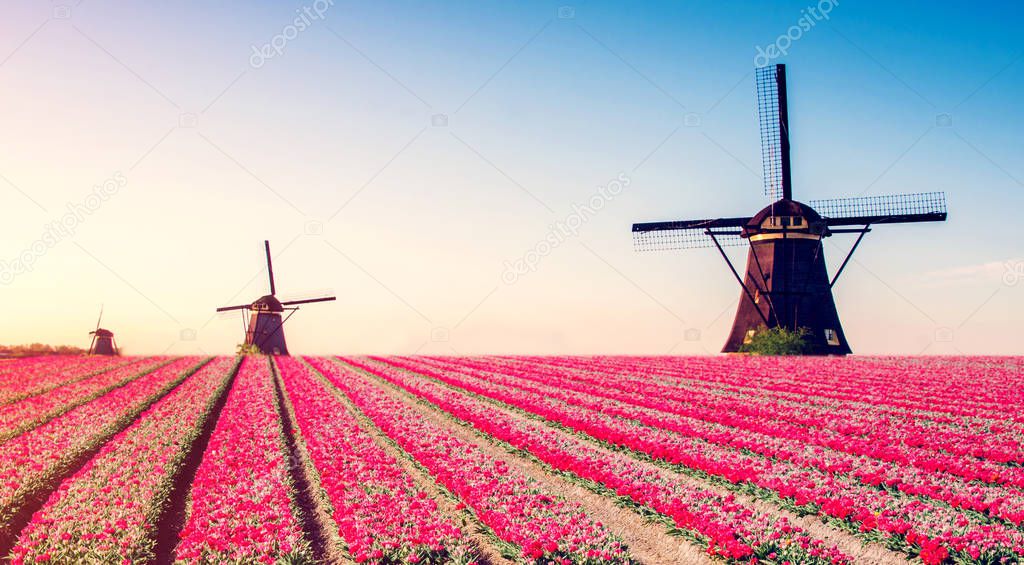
[236,343,264,356]
[739,326,812,355]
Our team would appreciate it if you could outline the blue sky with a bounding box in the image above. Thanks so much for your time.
[1,0,1021,355]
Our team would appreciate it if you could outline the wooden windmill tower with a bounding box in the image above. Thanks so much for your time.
[216,241,336,355]
[87,305,118,356]
[632,64,947,355]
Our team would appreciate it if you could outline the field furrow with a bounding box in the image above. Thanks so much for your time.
[275,356,478,564]
[0,357,170,443]
[173,356,310,563]
[1,354,1020,565]
[343,356,863,564]
[472,356,1024,465]
[307,356,638,564]
[0,356,204,553]
[373,356,1024,563]
[0,356,129,405]
[414,356,1024,523]
[8,357,235,563]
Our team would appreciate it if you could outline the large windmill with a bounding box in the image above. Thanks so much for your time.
[87,305,118,356]
[632,64,947,355]
[216,241,336,355]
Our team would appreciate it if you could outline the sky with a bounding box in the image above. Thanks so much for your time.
[0,0,1021,356]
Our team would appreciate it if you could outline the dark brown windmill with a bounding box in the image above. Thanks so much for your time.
[88,305,118,356]
[632,64,947,355]
[216,240,336,355]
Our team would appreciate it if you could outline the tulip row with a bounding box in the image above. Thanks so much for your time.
[173,356,310,563]
[0,356,128,406]
[0,357,85,382]
[274,356,476,564]
[420,356,1024,524]
[342,356,852,564]
[8,357,235,564]
[531,355,1023,425]
[0,357,203,549]
[305,356,633,564]
[512,355,1024,465]
[0,357,169,443]
[374,356,1024,564]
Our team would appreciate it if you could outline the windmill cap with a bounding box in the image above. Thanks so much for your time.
[747,199,823,227]
[92,328,114,337]
[252,294,284,312]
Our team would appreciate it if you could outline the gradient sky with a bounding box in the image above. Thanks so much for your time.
[1,0,1021,355]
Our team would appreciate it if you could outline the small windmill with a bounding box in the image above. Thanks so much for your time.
[88,305,118,356]
[632,64,947,355]
[216,240,336,355]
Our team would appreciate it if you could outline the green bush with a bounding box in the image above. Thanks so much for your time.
[738,326,812,355]
[236,343,264,356]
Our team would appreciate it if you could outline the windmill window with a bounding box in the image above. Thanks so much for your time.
[825,329,840,346]
[744,329,756,344]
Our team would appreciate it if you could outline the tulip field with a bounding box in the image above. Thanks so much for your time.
[0,355,1021,564]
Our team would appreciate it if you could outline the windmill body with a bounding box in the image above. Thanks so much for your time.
[246,295,289,355]
[89,329,118,355]
[632,65,947,355]
[217,241,335,355]
[88,306,119,355]
[723,200,849,354]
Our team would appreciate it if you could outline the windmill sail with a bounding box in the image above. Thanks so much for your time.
[810,192,947,226]
[265,240,276,296]
[280,296,338,307]
[756,64,792,201]
[632,217,749,251]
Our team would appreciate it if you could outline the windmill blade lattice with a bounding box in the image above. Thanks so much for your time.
[633,229,746,251]
[756,65,792,201]
[810,192,947,226]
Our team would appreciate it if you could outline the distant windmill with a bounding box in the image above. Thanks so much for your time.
[216,240,336,355]
[88,305,118,356]
[632,64,947,354]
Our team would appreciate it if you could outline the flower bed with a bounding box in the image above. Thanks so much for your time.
[173,356,309,563]
[275,356,474,564]
[9,357,235,563]
[306,357,633,565]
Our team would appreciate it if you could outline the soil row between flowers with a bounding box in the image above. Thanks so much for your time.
[359,357,908,565]
[419,356,1024,528]
[0,357,172,444]
[151,357,242,565]
[460,356,1024,467]
[378,356,1020,563]
[330,357,714,565]
[271,362,348,564]
[0,357,132,406]
[289,357,512,565]
[0,357,205,557]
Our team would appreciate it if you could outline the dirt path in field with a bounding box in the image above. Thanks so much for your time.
[338,360,715,565]
[740,495,907,565]
[362,358,909,565]
[0,359,201,558]
[272,371,348,564]
[306,360,514,565]
[152,360,240,564]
